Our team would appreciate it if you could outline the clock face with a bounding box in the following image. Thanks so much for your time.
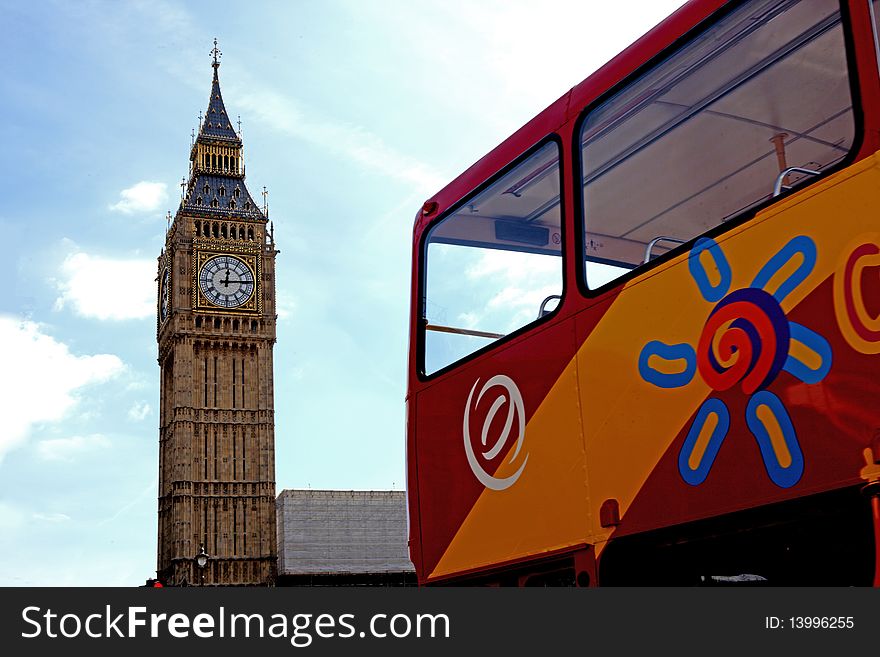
[198,255,255,308]
[159,268,171,322]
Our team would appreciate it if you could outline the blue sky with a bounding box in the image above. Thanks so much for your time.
[0,0,685,585]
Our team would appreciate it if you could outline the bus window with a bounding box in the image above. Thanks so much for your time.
[579,0,855,290]
[422,141,562,376]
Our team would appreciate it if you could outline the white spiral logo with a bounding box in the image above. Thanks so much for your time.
[463,375,528,491]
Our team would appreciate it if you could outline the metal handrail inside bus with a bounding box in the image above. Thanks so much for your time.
[643,236,686,264]
[538,294,562,318]
[772,166,821,197]
[425,323,504,340]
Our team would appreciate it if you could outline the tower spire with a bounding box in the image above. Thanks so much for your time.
[197,38,239,142]
[210,37,222,71]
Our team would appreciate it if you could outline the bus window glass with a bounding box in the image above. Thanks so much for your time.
[423,141,562,376]
[872,0,880,63]
[579,0,855,289]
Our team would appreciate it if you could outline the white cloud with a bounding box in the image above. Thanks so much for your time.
[109,181,168,214]
[457,311,480,329]
[127,401,151,422]
[447,2,689,117]
[37,434,112,462]
[124,375,150,392]
[0,317,123,461]
[465,248,558,280]
[236,90,446,194]
[356,1,687,141]
[55,252,155,321]
[448,248,562,332]
[32,512,71,523]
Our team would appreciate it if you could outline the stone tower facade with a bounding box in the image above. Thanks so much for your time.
[157,42,278,586]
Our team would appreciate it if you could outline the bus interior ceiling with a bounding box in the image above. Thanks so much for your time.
[582,0,854,273]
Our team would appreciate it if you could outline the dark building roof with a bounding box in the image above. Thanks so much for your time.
[183,173,264,220]
[201,66,240,142]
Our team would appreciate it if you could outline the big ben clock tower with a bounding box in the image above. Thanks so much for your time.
[157,41,278,586]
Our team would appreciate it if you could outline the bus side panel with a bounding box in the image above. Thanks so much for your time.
[414,317,588,583]
[576,154,880,548]
[405,394,423,579]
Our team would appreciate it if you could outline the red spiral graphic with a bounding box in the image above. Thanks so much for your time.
[696,288,790,395]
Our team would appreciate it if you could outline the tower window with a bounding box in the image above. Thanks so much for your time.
[194,220,201,235]
[232,504,238,553]
[204,184,210,195]
[212,153,217,169]
[245,202,251,210]
[234,188,241,199]
[240,358,246,410]
[203,154,209,168]
[219,186,225,197]
[212,500,218,552]
[214,318,221,329]
[229,200,236,209]
[221,223,227,238]
[212,222,219,237]
[241,418,247,474]
[247,227,254,241]
[224,155,229,170]
[196,197,202,206]
[239,226,245,240]
[211,199,219,208]
[242,507,247,553]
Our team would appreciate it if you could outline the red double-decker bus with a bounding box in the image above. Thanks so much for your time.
[406,0,880,586]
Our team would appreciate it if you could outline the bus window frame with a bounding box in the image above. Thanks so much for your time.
[870,0,880,63]
[416,133,568,382]
[572,0,866,299]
